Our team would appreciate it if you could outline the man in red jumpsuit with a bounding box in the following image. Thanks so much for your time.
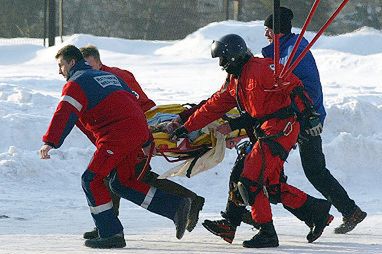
[78,45,205,240]
[171,34,333,248]
[39,45,192,249]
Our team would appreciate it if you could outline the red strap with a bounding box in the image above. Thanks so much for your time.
[137,143,155,181]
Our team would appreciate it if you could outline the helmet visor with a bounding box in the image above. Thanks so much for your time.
[211,40,226,58]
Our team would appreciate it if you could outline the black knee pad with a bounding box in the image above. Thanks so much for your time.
[237,181,250,206]
[237,177,262,206]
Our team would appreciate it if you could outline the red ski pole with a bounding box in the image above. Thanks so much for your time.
[273,0,281,83]
[280,0,321,78]
[281,0,350,80]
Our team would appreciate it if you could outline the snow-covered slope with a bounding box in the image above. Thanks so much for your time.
[0,21,381,253]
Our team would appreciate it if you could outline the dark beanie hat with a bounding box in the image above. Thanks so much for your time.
[264,7,294,34]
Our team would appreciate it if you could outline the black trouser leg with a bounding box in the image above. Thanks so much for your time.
[223,154,248,226]
[298,133,356,217]
[224,201,247,226]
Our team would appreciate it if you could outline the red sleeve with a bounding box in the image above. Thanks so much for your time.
[184,84,237,132]
[42,81,88,148]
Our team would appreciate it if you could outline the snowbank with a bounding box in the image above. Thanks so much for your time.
[0,20,381,253]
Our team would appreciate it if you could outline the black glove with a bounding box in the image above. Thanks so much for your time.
[170,126,189,141]
[304,112,323,136]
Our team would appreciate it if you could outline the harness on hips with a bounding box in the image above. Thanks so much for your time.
[234,81,294,161]
[234,79,295,205]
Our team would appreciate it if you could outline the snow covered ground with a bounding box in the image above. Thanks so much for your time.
[0,21,381,253]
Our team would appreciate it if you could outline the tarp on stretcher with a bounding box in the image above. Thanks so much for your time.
[145,104,247,178]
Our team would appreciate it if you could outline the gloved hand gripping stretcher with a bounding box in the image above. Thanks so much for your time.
[143,104,247,179]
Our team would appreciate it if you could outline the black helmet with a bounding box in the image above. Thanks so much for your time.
[211,34,250,75]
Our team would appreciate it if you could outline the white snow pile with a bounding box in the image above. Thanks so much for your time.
[0,21,381,253]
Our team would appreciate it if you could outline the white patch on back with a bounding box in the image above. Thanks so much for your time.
[94,75,122,88]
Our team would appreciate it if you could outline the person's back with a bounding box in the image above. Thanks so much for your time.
[217,56,305,138]
[262,34,326,123]
[80,45,156,113]
[234,56,298,117]
[71,66,149,145]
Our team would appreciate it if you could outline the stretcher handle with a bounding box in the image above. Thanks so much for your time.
[158,150,195,163]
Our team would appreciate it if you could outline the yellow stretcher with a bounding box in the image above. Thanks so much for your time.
[145,104,247,162]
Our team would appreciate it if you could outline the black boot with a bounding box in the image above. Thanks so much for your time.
[186,195,205,232]
[283,205,314,229]
[242,221,279,248]
[84,232,126,249]
[83,227,99,240]
[174,198,192,240]
[202,219,237,244]
[285,196,333,243]
[334,206,367,234]
[306,198,334,243]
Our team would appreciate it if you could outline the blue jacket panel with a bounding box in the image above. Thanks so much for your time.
[68,60,135,110]
[262,33,326,124]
